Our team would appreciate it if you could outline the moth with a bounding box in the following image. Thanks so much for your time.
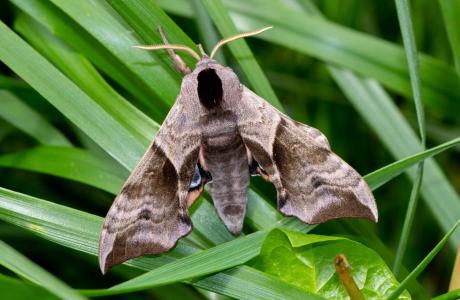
[99,26,378,274]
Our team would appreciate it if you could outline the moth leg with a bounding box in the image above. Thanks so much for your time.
[158,26,191,75]
[187,163,212,208]
[247,149,270,181]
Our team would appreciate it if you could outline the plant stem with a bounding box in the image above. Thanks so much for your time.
[335,254,365,300]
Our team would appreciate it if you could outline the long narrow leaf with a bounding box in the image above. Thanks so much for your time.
[0,241,87,300]
[0,20,144,170]
[13,12,158,144]
[11,0,177,118]
[0,274,59,300]
[0,187,317,299]
[387,218,460,300]
[193,266,325,300]
[0,146,126,194]
[393,0,426,276]
[157,0,460,120]
[0,90,70,146]
[81,232,266,296]
[330,68,460,247]
[439,0,460,79]
[364,137,460,190]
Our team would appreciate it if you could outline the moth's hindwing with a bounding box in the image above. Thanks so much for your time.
[237,87,378,224]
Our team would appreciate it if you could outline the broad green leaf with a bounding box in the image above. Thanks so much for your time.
[0,274,59,300]
[253,229,410,299]
[0,90,70,146]
[0,240,87,300]
[200,0,283,110]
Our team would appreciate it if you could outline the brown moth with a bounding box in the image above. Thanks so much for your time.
[99,27,378,274]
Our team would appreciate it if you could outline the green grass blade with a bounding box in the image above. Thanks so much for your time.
[0,146,127,194]
[439,0,460,79]
[0,90,70,146]
[364,137,460,190]
[0,241,87,300]
[387,218,460,300]
[81,232,266,296]
[432,288,460,300]
[190,0,227,63]
[13,12,158,144]
[0,273,60,300]
[0,20,145,170]
[157,0,460,121]
[395,0,425,144]
[11,0,177,118]
[330,67,460,248]
[0,187,200,268]
[193,266,325,300]
[200,0,283,110]
[47,0,178,109]
[106,0,198,71]
[0,188,317,299]
[393,164,423,276]
[393,0,426,276]
[226,0,460,120]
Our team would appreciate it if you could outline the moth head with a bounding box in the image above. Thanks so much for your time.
[134,26,272,109]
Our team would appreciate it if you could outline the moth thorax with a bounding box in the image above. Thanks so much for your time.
[197,68,223,109]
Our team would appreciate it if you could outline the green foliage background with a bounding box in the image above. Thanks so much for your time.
[0,0,460,299]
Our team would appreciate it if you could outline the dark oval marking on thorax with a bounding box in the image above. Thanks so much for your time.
[198,68,223,109]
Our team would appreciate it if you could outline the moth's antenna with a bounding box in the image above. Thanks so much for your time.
[197,44,207,57]
[210,26,273,59]
[157,26,191,74]
[133,44,201,61]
